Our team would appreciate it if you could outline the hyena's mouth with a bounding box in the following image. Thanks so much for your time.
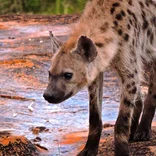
[43,92,73,104]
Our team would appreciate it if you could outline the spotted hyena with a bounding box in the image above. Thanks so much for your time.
[43,0,156,155]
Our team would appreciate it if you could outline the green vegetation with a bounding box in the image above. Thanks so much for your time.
[0,0,87,15]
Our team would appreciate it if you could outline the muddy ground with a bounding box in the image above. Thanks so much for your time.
[0,14,156,156]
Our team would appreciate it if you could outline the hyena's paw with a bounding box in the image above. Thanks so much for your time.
[134,128,152,141]
[77,148,98,156]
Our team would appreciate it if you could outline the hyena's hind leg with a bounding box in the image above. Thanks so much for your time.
[135,61,156,141]
[77,72,103,156]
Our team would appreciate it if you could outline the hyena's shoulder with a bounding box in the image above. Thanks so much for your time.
[85,0,156,35]
[80,1,141,36]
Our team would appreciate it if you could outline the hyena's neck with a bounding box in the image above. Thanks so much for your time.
[66,24,118,84]
[86,34,118,84]
[65,25,118,84]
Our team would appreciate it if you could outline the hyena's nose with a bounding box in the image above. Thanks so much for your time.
[43,89,65,104]
[43,92,53,102]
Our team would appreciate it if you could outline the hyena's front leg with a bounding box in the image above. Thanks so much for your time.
[129,94,143,141]
[78,72,103,156]
[114,68,141,156]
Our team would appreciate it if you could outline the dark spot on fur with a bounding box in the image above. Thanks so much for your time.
[128,0,132,6]
[116,14,123,20]
[128,74,134,78]
[135,69,138,74]
[150,34,154,44]
[124,34,129,41]
[147,29,151,37]
[142,10,146,18]
[141,56,146,62]
[114,21,118,27]
[132,40,135,46]
[124,98,134,107]
[146,49,151,54]
[127,9,132,15]
[139,1,144,8]
[127,24,131,29]
[129,19,133,25]
[110,7,115,14]
[121,10,126,16]
[127,84,131,89]
[118,29,123,36]
[113,2,120,7]
[143,20,149,30]
[130,87,137,94]
[131,81,135,86]
[119,42,122,46]
[132,13,137,21]
[122,79,125,84]
[151,16,156,27]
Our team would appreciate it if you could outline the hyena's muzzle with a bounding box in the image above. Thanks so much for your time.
[43,87,73,104]
[43,75,73,104]
[43,84,73,104]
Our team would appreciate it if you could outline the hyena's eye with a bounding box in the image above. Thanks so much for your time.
[63,72,73,80]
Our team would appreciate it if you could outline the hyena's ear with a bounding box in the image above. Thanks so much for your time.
[76,36,97,63]
[49,31,63,54]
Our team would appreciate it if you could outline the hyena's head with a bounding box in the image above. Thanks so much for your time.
[43,34,97,104]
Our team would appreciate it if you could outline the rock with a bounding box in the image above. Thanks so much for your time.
[0,132,39,156]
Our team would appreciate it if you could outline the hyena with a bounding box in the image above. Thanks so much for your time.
[43,0,156,155]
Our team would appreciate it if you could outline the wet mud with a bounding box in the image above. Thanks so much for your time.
[0,14,156,155]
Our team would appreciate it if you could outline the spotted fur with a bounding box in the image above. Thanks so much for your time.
[44,0,156,155]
